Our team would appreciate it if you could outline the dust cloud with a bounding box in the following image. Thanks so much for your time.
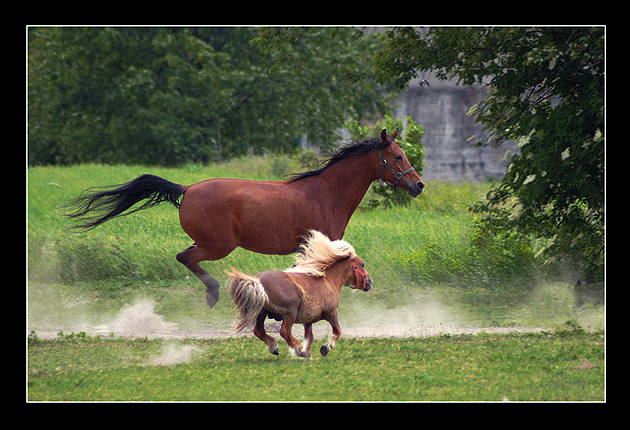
[145,341,201,366]
[28,282,600,342]
[102,299,177,338]
[339,290,469,338]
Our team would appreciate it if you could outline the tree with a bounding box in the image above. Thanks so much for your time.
[28,27,394,165]
[374,27,604,280]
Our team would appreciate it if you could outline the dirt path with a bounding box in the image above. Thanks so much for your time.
[28,297,548,340]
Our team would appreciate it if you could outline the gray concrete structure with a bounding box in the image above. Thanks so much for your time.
[393,77,514,181]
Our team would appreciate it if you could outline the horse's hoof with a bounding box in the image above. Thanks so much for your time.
[320,345,330,356]
[268,344,279,355]
[205,288,219,308]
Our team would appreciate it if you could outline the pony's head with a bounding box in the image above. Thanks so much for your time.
[345,254,372,291]
[286,230,371,290]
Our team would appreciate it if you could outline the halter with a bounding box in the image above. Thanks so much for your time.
[376,148,416,191]
[350,260,369,290]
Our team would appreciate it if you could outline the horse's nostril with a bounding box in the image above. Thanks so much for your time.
[417,181,425,190]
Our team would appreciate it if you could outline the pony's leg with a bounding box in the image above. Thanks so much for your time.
[280,315,307,358]
[254,312,279,355]
[321,312,342,357]
[302,323,314,360]
[176,244,234,308]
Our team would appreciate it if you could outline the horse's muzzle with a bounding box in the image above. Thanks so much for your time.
[407,180,425,197]
[363,277,373,291]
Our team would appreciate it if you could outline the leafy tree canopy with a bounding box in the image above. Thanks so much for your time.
[374,27,604,280]
[28,27,393,165]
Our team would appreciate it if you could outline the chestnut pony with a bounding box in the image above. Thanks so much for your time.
[66,129,423,307]
[227,230,371,359]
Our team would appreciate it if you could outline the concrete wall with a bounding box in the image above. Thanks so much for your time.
[393,78,514,181]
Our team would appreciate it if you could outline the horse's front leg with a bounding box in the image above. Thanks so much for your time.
[321,312,342,357]
[280,315,308,358]
[302,323,314,360]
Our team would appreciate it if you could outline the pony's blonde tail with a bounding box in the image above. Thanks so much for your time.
[226,269,269,333]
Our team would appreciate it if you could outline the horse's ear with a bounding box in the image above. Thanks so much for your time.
[392,128,399,140]
[380,129,388,143]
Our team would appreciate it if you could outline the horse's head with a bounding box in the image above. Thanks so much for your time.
[346,255,372,291]
[377,128,425,197]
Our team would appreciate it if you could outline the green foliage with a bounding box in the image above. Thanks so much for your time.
[374,27,604,281]
[28,27,394,166]
[345,115,425,208]
[297,148,320,170]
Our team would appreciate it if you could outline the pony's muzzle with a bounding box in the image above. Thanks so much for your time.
[363,277,373,291]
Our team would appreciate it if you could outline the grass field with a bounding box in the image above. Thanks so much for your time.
[27,159,605,401]
[28,332,604,401]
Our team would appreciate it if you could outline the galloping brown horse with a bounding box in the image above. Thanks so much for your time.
[66,129,424,307]
[227,230,372,359]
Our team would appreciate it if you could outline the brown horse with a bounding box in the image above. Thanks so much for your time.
[66,129,423,307]
[227,230,371,359]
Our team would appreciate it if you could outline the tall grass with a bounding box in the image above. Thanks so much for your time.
[29,159,601,331]
[28,161,489,289]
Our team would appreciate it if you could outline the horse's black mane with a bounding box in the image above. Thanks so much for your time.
[288,137,392,182]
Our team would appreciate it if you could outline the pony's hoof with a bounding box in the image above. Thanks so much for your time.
[270,347,279,355]
[320,345,330,356]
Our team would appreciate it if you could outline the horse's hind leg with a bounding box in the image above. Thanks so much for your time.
[176,244,234,308]
[254,312,279,355]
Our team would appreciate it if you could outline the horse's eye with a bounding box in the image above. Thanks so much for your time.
[395,155,403,161]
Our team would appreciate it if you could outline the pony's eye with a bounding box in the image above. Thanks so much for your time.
[394,155,403,161]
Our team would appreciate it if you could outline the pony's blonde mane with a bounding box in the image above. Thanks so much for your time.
[285,230,356,278]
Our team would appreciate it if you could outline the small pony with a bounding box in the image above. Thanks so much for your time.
[227,230,372,359]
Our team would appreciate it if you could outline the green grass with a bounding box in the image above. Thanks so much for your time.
[27,332,604,401]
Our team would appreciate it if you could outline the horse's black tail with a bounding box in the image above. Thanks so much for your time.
[64,174,186,230]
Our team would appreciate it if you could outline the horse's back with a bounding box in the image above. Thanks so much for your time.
[179,177,322,254]
[178,178,243,246]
